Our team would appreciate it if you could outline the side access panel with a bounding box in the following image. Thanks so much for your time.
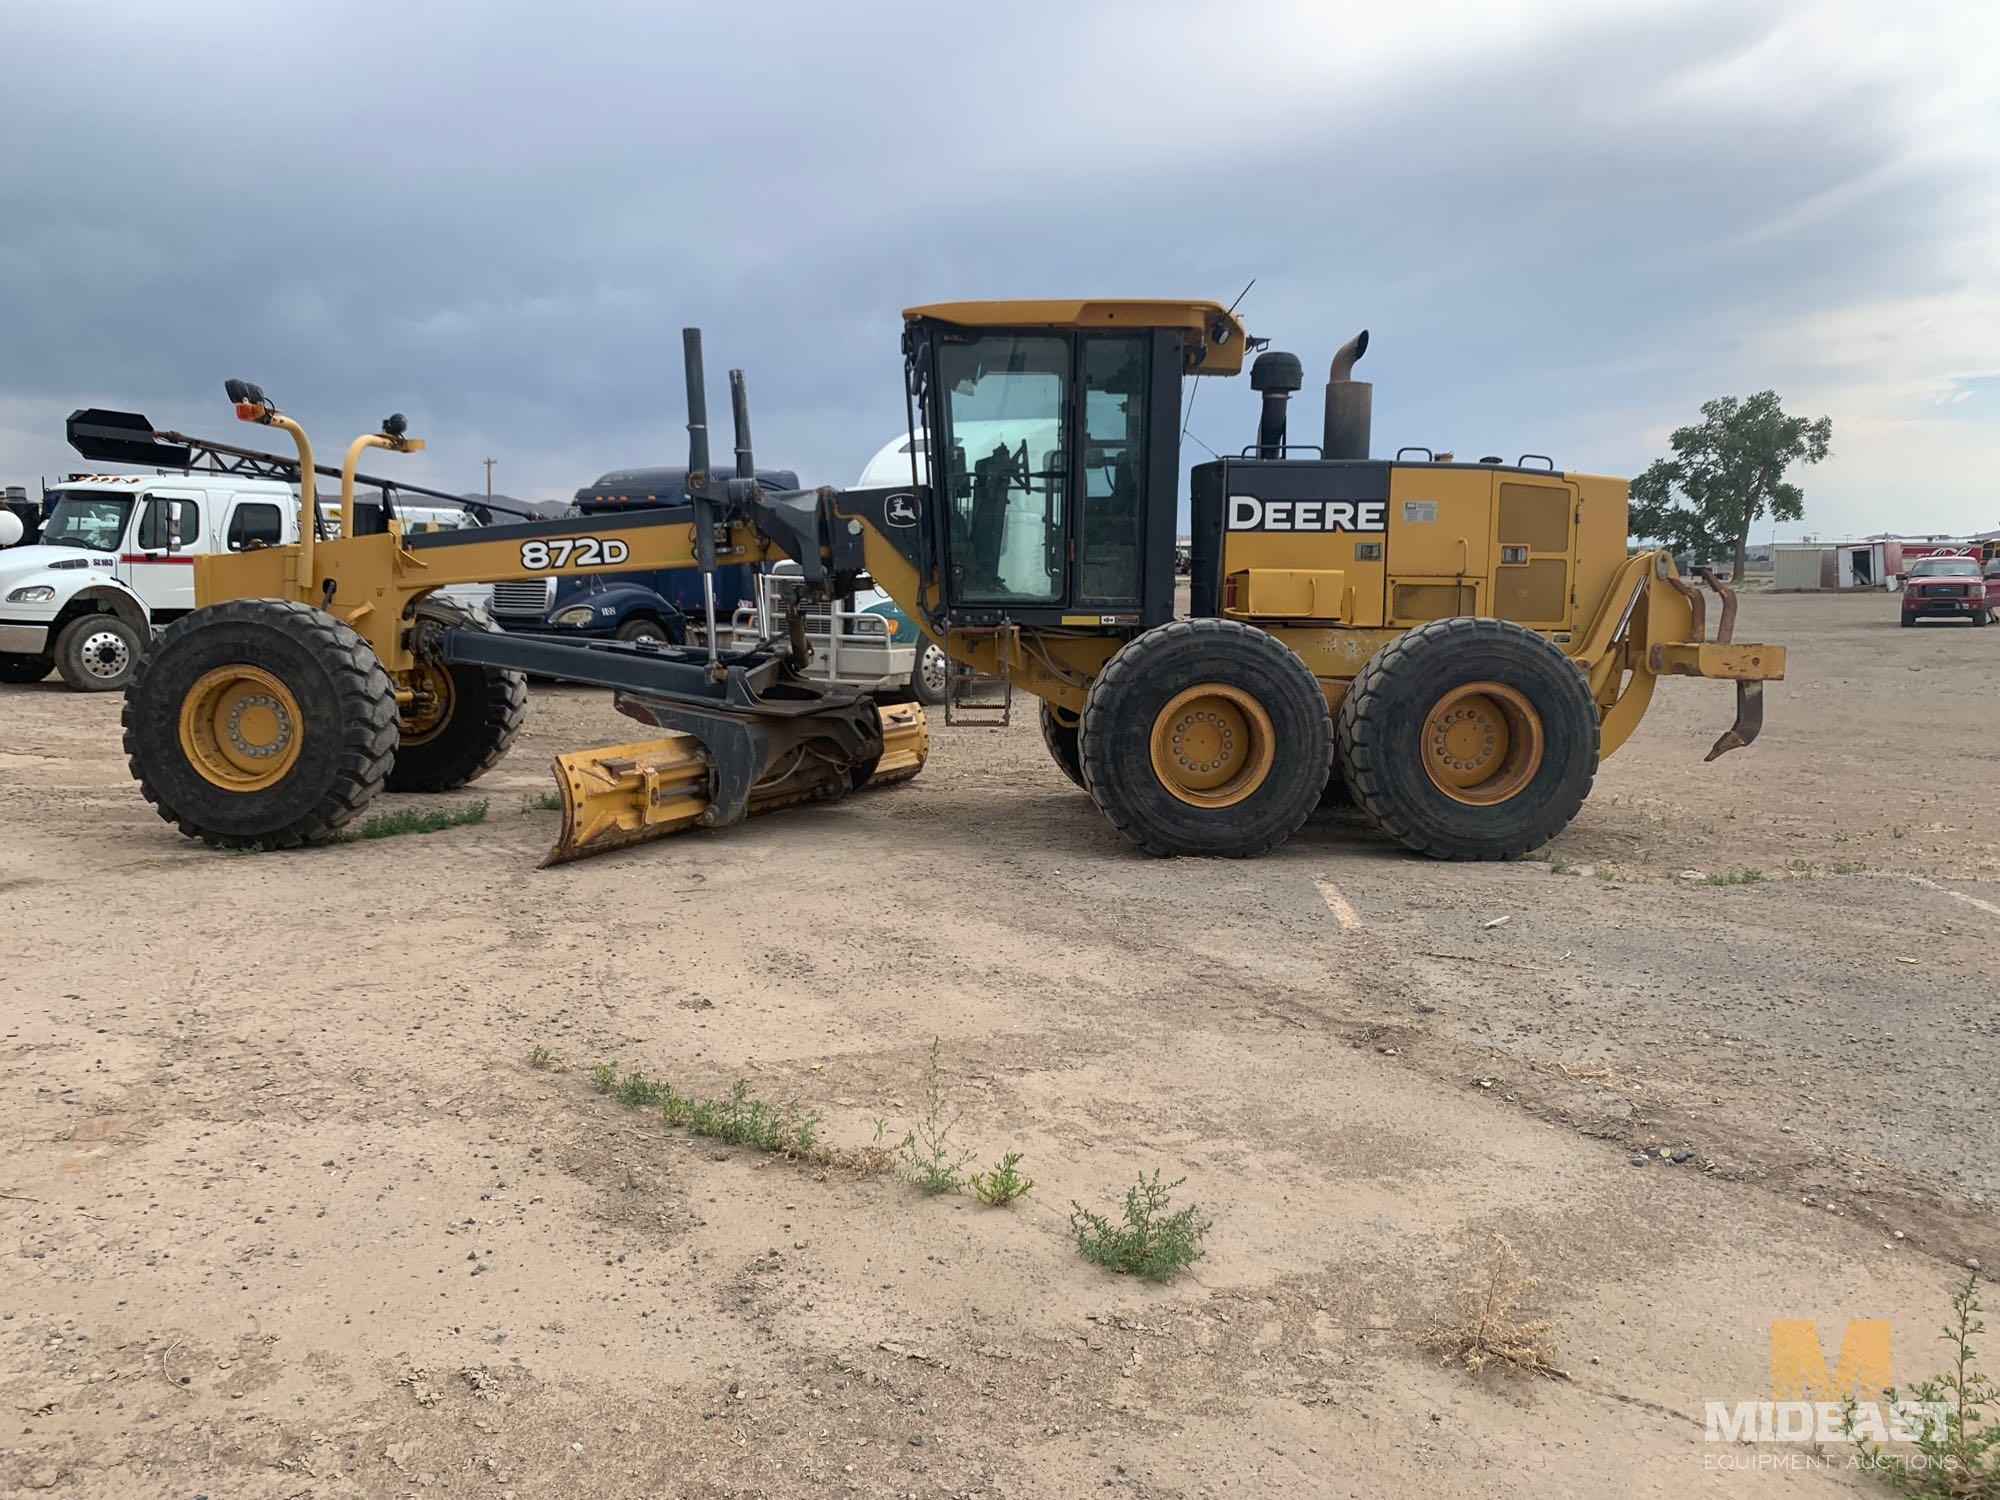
[1491,476,1579,631]
[1384,467,1494,624]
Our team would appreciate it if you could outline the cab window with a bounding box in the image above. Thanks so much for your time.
[227,502,283,550]
[936,334,1068,605]
[138,496,201,550]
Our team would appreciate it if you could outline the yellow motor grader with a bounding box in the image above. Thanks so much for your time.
[108,299,1783,865]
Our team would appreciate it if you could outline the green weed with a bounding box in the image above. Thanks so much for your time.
[527,1046,554,1070]
[523,790,564,812]
[1844,1271,1997,1495]
[1070,1170,1211,1282]
[970,1151,1035,1207]
[897,1038,976,1196]
[357,799,489,840]
[1701,867,1766,886]
[586,1061,827,1161]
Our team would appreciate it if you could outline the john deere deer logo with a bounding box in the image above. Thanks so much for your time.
[884,493,918,527]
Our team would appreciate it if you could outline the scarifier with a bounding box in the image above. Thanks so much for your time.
[111,300,1784,865]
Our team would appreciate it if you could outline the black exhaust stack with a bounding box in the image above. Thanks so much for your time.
[1323,330,1372,460]
[1249,350,1303,459]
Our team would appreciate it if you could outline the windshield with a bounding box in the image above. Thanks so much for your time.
[1912,559,1978,577]
[39,491,134,552]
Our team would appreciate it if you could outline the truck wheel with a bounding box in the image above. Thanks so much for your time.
[1039,701,1085,789]
[910,643,948,706]
[1974,609,1989,628]
[1080,619,1329,858]
[1338,617,1598,860]
[122,598,397,848]
[0,651,52,684]
[55,613,144,691]
[1899,613,1915,628]
[387,600,527,792]
[615,616,671,645]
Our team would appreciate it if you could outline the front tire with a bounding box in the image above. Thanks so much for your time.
[0,651,52,684]
[1039,701,1085,789]
[55,613,144,692]
[1080,619,1330,858]
[1338,616,1598,860]
[122,599,397,848]
[386,600,527,793]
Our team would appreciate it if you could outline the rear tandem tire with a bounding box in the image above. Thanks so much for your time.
[1039,701,1085,789]
[0,651,52,684]
[1337,616,1598,860]
[1080,618,1330,858]
[121,598,398,848]
[386,601,528,793]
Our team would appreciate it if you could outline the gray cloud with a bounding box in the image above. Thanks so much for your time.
[2,0,1993,536]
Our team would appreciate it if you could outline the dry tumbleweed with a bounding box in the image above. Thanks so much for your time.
[1424,1234,1569,1378]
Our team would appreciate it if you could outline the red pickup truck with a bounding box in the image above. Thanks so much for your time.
[1901,555,1999,627]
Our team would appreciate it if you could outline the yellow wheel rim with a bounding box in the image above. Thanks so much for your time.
[399,658,456,746]
[1148,683,1276,808]
[178,666,305,791]
[1422,681,1543,805]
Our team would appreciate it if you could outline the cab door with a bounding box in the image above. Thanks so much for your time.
[119,489,204,617]
[1073,334,1152,618]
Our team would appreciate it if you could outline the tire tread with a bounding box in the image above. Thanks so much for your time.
[122,598,396,848]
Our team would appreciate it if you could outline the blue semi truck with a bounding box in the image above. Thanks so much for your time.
[488,466,777,644]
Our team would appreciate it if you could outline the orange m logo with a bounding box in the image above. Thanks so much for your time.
[1770,1319,1891,1400]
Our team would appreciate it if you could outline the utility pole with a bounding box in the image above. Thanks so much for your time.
[483,457,496,502]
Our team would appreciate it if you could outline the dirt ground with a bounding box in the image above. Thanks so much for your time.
[2,589,1995,1498]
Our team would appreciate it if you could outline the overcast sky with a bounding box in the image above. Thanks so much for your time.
[2,0,1994,539]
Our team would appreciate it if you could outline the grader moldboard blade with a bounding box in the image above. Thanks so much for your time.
[544,698,928,866]
[435,629,929,867]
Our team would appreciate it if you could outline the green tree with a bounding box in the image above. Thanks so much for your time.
[1629,392,1832,581]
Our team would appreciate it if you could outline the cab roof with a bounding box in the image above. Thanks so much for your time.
[903,298,1249,375]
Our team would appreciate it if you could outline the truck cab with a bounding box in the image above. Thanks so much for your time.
[0,474,306,689]
[0,476,493,689]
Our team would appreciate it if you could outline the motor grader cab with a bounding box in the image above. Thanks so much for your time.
[111,298,1783,866]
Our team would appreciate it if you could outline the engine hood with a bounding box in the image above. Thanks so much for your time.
[0,544,113,589]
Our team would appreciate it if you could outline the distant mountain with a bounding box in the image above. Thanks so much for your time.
[458,491,574,519]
